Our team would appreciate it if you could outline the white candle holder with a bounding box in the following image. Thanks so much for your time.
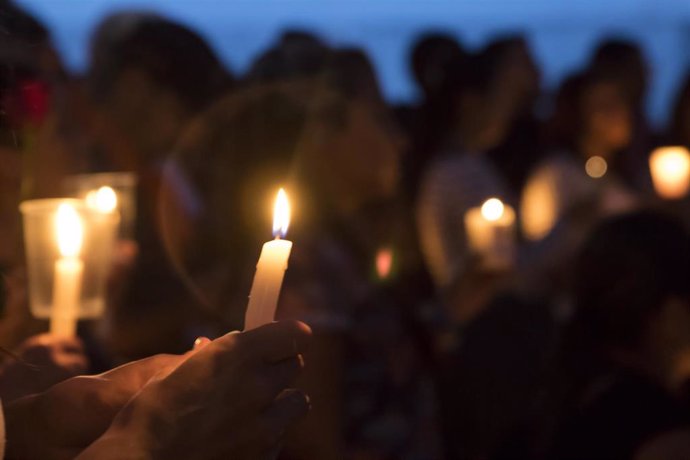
[20,198,119,321]
[63,172,137,239]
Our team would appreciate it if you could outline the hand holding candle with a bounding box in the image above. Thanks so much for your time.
[244,189,293,331]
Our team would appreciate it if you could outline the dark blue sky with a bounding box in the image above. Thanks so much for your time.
[16,0,690,126]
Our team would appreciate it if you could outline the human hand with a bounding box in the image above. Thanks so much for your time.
[5,352,185,460]
[0,333,88,402]
[81,320,312,460]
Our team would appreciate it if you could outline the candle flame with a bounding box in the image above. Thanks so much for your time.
[56,203,83,257]
[481,198,505,222]
[85,186,118,213]
[650,146,690,199]
[272,188,290,238]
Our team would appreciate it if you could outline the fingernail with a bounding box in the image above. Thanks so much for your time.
[297,354,305,369]
[193,337,210,349]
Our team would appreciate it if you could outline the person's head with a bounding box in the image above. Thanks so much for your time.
[309,49,404,207]
[410,32,464,100]
[0,0,62,81]
[590,38,648,112]
[88,12,231,166]
[669,71,690,148]
[572,211,690,376]
[248,44,403,208]
[480,35,541,116]
[246,29,328,84]
[547,70,632,157]
[440,52,508,151]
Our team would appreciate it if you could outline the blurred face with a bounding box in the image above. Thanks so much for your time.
[103,69,188,165]
[581,81,632,153]
[491,42,541,113]
[317,98,404,207]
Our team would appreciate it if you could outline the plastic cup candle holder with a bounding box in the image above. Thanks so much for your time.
[20,198,120,335]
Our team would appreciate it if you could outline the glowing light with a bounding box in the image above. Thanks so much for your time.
[650,146,690,199]
[272,188,291,238]
[55,204,83,257]
[376,248,393,280]
[521,173,558,241]
[86,186,118,213]
[481,198,505,222]
[585,156,608,179]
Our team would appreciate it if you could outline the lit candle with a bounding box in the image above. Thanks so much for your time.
[649,146,690,199]
[51,203,84,337]
[244,189,293,330]
[464,198,516,271]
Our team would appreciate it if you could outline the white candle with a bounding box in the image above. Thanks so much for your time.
[649,146,690,199]
[464,198,516,271]
[244,189,293,330]
[51,204,84,337]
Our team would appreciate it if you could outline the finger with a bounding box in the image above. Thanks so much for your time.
[98,353,185,389]
[262,389,311,432]
[232,390,310,458]
[232,320,312,363]
[248,355,304,406]
[193,337,211,350]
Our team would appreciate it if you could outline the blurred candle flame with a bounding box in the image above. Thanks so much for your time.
[86,186,118,213]
[481,198,505,222]
[56,204,83,257]
[650,146,690,199]
[376,247,393,280]
[272,188,290,238]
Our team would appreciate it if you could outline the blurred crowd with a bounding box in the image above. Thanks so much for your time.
[2,0,690,458]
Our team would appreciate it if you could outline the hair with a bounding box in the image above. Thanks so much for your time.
[545,69,622,151]
[325,48,383,104]
[529,210,690,456]
[572,210,690,350]
[591,38,644,72]
[410,32,464,97]
[552,210,690,400]
[589,37,647,107]
[480,34,527,69]
[246,30,329,84]
[88,12,231,113]
[0,0,49,46]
